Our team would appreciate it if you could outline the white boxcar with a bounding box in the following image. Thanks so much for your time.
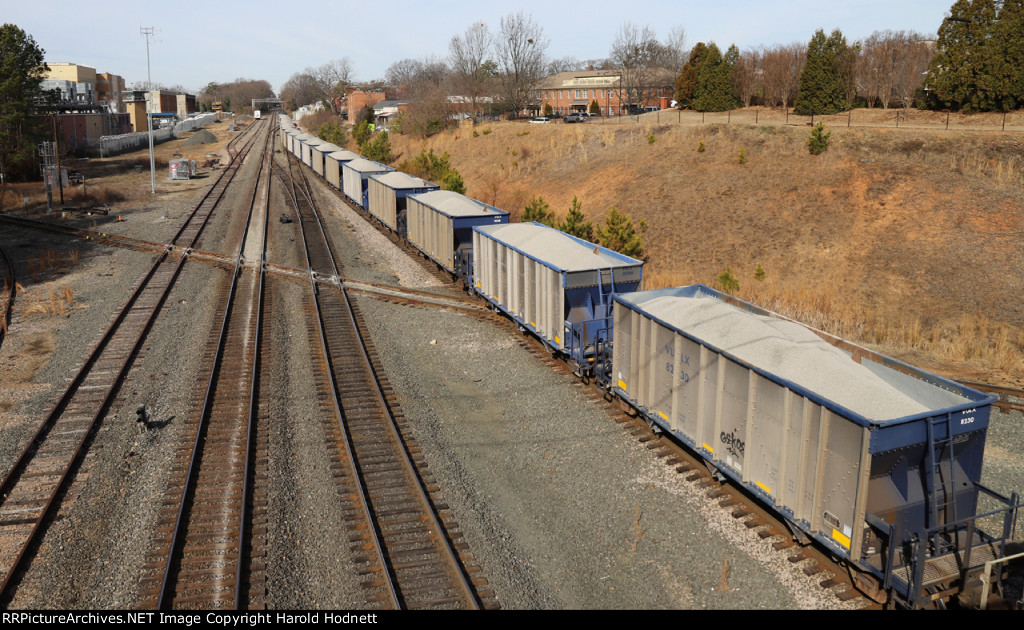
[611,284,997,577]
[301,136,326,168]
[292,133,313,160]
[366,172,438,235]
[325,150,360,190]
[473,222,643,352]
[341,158,394,208]
[407,190,508,277]
[310,142,341,178]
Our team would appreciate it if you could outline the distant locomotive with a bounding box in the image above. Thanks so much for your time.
[278,113,1022,609]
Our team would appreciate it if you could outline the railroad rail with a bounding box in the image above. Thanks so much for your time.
[0,118,266,606]
[274,149,493,609]
[140,115,275,609]
[0,246,13,350]
[958,381,1024,413]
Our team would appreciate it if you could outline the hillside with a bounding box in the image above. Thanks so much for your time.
[378,111,1024,387]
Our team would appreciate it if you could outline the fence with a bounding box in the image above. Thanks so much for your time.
[95,113,219,157]
[593,107,1024,133]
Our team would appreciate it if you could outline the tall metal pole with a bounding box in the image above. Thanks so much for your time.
[141,26,156,194]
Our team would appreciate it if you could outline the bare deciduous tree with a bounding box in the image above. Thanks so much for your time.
[310,58,354,114]
[494,11,549,116]
[662,25,689,71]
[610,22,666,109]
[859,30,934,109]
[449,22,496,118]
[733,48,761,107]
[759,43,805,109]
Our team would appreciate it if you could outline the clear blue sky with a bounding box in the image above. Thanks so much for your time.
[7,0,954,95]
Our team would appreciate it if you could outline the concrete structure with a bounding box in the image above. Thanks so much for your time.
[531,69,676,117]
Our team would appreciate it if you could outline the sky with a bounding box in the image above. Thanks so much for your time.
[7,0,955,96]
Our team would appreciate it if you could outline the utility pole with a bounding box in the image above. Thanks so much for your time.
[141,26,157,194]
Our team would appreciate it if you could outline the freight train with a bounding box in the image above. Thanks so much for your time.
[278,114,1021,609]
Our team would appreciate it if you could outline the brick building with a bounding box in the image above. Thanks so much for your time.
[346,89,386,124]
[531,68,676,117]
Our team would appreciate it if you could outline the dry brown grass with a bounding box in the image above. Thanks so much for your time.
[26,248,80,281]
[71,185,126,206]
[23,283,79,318]
[391,113,1024,384]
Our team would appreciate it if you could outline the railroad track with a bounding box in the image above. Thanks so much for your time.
[0,246,13,350]
[275,149,494,609]
[139,117,275,609]
[0,119,266,607]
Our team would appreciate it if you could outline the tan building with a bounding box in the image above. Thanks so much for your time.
[532,69,675,117]
[96,72,125,113]
[47,62,97,85]
[124,99,148,133]
[42,62,97,104]
[176,93,197,118]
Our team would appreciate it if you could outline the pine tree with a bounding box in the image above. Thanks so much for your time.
[362,131,392,164]
[992,0,1024,110]
[926,0,999,112]
[522,196,555,226]
[558,196,594,241]
[794,29,849,115]
[674,42,706,108]
[0,24,50,183]
[597,207,647,259]
[692,43,740,112]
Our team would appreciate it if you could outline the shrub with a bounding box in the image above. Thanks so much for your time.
[754,263,765,281]
[808,122,831,155]
[407,149,465,193]
[737,147,747,164]
[697,141,706,152]
[647,133,656,144]
[717,267,740,293]
[317,120,347,146]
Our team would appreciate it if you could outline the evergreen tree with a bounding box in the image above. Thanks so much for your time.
[674,42,706,108]
[597,207,647,259]
[794,29,849,115]
[558,196,595,241]
[926,0,999,112]
[692,43,740,112]
[522,196,555,226]
[991,0,1024,110]
[0,24,49,184]
[362,131,392,164]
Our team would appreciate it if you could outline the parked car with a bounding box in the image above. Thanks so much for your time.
[564,113,586,123]
[530,117,551,124]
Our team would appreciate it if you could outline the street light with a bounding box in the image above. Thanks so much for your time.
[141,26,157,194]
